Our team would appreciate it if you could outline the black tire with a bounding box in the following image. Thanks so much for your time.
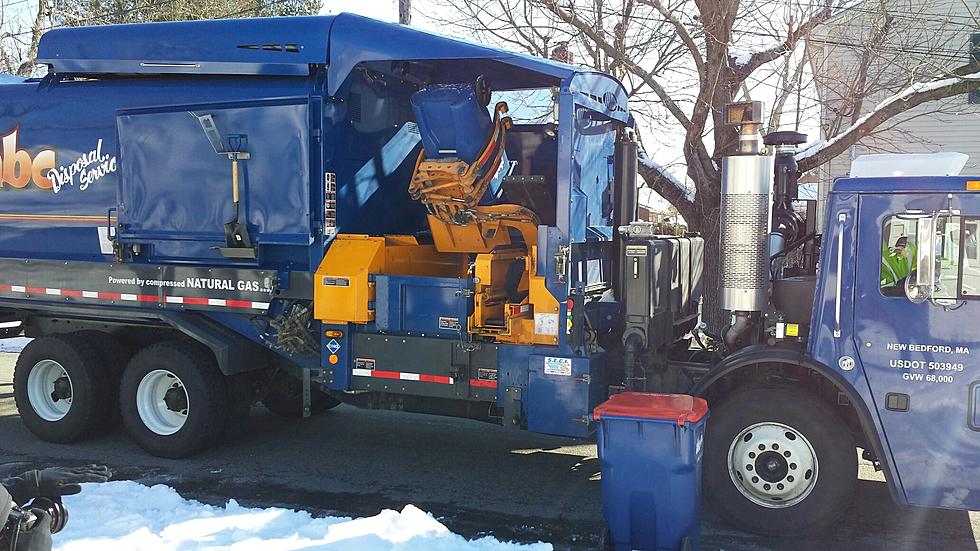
[120,342,227,458]
[261,370,340,418]
[74,330,131,430]
[223,373,254,439]
[13,335,114,443]
[703,384,856,535]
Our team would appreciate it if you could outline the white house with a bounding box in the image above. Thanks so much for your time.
[806,0,980,226]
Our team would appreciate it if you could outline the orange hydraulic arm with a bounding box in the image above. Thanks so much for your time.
[408,102,539,253]
[408,101,559,345]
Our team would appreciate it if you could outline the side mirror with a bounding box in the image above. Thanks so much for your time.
[905,214,937,303]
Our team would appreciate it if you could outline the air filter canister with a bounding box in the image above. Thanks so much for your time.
[719,155,774,312]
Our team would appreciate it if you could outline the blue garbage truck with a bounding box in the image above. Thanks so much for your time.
[1,13,978,536]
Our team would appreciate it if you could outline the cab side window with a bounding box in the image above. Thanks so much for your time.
[960,218,980,298]
[880,214,960,300]
[880,216,916,297]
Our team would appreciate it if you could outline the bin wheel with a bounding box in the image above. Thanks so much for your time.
[703,384,856,535]
[13,335,115,443]
[120,342,227,458]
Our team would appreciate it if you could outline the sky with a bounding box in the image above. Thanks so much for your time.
[319,0,404,23]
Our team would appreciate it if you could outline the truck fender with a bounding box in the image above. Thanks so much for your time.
[156,311,267,376]
[12,299,265,376]
[689,345,905,506]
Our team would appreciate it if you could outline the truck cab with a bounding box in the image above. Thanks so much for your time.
[812,175,980,510]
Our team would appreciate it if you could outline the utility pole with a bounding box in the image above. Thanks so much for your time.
[399,0,411,24]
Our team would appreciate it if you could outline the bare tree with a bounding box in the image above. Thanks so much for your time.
[423,0,980,327]
[0,0,49,76]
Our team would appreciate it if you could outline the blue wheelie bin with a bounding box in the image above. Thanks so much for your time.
[594,392,709,551]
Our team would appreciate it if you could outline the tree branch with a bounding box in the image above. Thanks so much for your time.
[733,1,833,79]
[636,0,705,76]
[637,156,696,222]
[796,64,980,172]
[15,0,46,76]
[535,0,693,131]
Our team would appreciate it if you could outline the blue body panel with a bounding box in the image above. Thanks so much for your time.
[37,16,332,76]
[810,175,980,510]
[0,76,321,268]
[374,274,474,336]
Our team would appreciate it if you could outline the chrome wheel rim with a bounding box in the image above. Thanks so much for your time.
[26,360,73,422]
[136,369,189,436]
[728,421,818,508]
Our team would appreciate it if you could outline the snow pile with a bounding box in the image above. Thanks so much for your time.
[0,337,30,353]
[56,481,551,551]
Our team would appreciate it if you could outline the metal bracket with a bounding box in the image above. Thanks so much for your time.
[302,368,312,418]
[503,386,523,428]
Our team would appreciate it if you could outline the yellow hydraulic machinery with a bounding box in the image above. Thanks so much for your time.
[408,101,559,345]
[314,235,467,325]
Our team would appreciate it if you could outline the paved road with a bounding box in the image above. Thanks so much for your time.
[1,351,978,550]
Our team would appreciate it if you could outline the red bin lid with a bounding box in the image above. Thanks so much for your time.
[593,392,708,425]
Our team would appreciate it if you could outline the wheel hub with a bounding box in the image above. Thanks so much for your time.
[27,360,73,422]
[136,370,189,436]
[51,376,73,402]
[163,385,188,413]
[728,422,818,508]
[755,451,789,483]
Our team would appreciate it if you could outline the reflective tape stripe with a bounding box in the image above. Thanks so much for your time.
[0,283,270,311]
[352,369,455,385]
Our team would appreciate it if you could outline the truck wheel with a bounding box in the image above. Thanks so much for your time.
[74,330,130,429]
[120,342,227,458]
[703,384,856,535]
[13,335,113,443]
[223,373,254,439]
[262,370,340,418]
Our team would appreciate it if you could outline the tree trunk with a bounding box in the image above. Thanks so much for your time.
[398,0,411,24]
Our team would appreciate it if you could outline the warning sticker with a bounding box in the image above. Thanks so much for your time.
[534,313,559,336]
[625,245,648,257]
[477,368,498,381]
[438,316,461,331]
[544,356,572,376]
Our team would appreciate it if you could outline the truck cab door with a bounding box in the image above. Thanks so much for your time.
[852,191,980,509]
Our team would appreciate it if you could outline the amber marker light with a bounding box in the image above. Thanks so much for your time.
[324,330,344,338]
[966,181,980,191]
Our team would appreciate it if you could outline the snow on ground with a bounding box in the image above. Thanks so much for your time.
[0,336,30,353]
[56,481,552,551]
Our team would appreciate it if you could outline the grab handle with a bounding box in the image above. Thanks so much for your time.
[834,212,846,338]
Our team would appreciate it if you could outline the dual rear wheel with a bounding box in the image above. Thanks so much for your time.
[15,336,234,458]
[14,333,339,458]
